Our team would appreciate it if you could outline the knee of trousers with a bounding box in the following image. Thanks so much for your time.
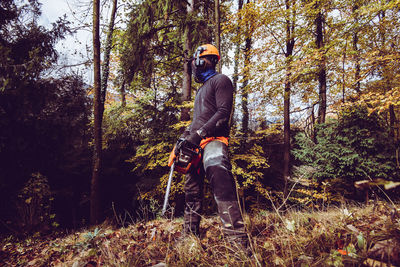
[206,165,237,201]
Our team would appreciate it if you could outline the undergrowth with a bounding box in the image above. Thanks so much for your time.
[1,202,400,266]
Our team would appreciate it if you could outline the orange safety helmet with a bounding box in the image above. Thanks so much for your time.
[198,44,220,60]
[193,44,220,67]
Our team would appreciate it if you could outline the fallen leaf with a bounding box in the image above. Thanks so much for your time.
[347,224,360,233]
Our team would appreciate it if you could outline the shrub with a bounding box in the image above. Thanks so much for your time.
[292,105,399,201]
[16,173,55,233]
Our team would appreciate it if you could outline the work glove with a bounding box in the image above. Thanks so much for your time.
[174,138,186,156]
[169,138,185,167]
[185,132,202,146]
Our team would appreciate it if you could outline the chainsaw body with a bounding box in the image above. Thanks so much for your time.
[175,144,202,174]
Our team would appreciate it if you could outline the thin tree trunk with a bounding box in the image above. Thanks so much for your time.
[315,0,326,124]
[311,103,316,143]
[181,0,193,122]
[241,35,251,151]
[231,0,243,131]
[120,79,126,107]
[91,0,102,225]
[377,9,396,142]
[240,0,252,152]
[283,0,295,197]
[352,2,361,94]
[389,104,396,140]
[342,40,347,103]
[215,0,221,73]
[283,67,291,197]
[101,0,118,113]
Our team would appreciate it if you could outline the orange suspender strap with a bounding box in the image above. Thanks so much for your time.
[168,136,229,167]
[199,136,229,149]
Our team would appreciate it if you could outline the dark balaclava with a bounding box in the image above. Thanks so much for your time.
[192,55,218,83]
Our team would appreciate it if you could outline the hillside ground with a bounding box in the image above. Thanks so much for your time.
[1,202,400,266]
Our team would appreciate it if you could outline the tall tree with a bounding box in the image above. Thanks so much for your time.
[283,0,296,196]
[91,0,102,224]
[231,0,244,130]
[240,0,252,151]
[375,5,399,142]
[181,0,194,122]
[352,0,361,94]
[215,0,221,73]
[101,0,118,114]
[0,0,92,230]
[90,0,119,224]
[315,0,327,124]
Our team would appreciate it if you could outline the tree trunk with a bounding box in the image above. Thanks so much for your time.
[215,0,221,73]
[315,0,326,124]
[181,0,194,122]
[352,2,361,94]
[230,0,244,131]
[120,79,126,107]
[377,9,396,142]
[311,103,316,143]
[101,0,118,113]
[241,35,251,151]
[283,0,295,197]
[91,0,102,225]
[389,104,396,140]
[342,40,347,103]
[240,0,252,152]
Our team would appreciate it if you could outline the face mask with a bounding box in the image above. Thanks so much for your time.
[192,58,216,83]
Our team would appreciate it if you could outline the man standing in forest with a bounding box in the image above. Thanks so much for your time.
[172,44,248,248]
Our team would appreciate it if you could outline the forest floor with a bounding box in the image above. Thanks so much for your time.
[1,202,400,267]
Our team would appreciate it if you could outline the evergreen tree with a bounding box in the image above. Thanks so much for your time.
[0,0,92,232]
[293,105,399,199]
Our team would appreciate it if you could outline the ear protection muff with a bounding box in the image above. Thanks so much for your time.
[194,46,206,67]
[193,44,220,68]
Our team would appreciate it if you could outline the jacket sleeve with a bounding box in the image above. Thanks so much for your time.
[199,75,233,137]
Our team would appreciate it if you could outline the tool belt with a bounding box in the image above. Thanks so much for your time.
[168,136,229,174]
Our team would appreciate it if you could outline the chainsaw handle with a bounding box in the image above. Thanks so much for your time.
[179,142,202,157]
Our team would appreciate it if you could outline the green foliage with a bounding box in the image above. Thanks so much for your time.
[120,0,225,89]
[0,0,70,91]
[101,88,182,217]
[16,173,55,233]
[0,1,92,231]
[292,105,399,200]
[83,227,101,248]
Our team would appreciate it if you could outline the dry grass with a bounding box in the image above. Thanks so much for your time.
[1,202,400,266]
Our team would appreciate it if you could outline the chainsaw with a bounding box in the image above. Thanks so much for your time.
[162,141,202,215]
[174,141,202,174]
